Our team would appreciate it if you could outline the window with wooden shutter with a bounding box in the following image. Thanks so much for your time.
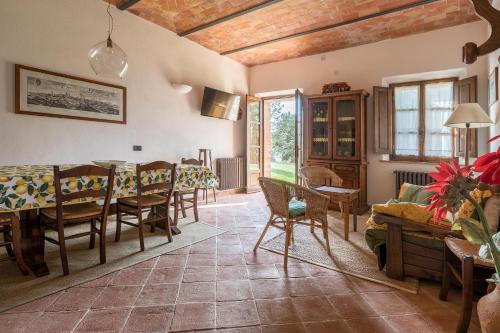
[373,86,392,154]
[454,76,478,158]
[373,76,470,162]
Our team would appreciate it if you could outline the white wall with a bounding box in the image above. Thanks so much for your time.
[0,0,249,165]
[250,21,496,204]
[488,0,500,151]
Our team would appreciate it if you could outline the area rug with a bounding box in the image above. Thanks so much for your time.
[0,217,225,312]
[260,212,419,294]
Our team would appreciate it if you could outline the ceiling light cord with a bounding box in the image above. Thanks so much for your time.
[106,1,114,46]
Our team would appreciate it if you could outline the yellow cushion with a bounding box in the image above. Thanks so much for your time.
[372,202,433,224]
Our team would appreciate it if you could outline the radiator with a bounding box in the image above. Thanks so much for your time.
[394,170,433,196]
[216,157,246,190]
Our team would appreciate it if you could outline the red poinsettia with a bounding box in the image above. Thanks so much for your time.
[425,160,475,224]
[474,135,500,185]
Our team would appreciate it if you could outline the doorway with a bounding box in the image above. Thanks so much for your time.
[264,96,296,183]
[245,89,303,192]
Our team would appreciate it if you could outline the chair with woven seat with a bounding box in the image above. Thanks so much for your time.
[115,161,176,251]
[171,158,201,222]
[301,166,343,210]
[301,166,343,188]
[40,165,115,276]
[0,212,29,275]
[253,177,331,268]
[439,236,496,333]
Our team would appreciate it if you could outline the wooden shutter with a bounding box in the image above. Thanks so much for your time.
[373,86,392,154]
[454,76,478,158]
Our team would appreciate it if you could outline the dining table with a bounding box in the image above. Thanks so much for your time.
[0,162,219,276]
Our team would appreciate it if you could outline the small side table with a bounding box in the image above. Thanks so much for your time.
[314,186,359,241]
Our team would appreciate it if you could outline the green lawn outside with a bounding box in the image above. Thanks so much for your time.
[271,162,295,183]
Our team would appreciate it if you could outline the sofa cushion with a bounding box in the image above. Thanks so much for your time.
[372,202,433,224]
[398,183,433,205]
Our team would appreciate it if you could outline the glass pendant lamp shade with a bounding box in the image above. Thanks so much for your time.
[88,37,128,79]
[88,2,128,79]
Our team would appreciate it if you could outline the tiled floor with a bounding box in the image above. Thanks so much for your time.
[0,193,482,333]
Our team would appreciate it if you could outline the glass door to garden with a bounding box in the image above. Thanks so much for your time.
[263,95,297,184]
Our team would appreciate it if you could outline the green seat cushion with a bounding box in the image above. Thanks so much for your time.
[364,228,444,253]
[289,199,306,217]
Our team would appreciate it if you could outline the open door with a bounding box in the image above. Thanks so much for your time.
[295,89,304,185]
[246,95,263,193]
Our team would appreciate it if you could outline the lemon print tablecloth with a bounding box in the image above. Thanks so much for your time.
[0,163,219,211]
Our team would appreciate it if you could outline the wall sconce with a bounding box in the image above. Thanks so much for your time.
[172,83,192,94]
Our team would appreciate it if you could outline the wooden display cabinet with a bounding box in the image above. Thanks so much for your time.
[305,90,369,213]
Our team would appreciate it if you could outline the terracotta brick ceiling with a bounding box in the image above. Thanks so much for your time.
[112,0,480,66]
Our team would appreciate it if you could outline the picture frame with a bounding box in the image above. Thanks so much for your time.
[15,64,126,124]
[489,66,498,106]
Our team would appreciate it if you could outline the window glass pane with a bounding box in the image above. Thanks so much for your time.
[249,147,260,171]
[425,82,454,157]
[394,85,419,156]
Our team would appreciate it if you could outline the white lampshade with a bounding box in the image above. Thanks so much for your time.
[444,103,493,128]
[172,83,192,94]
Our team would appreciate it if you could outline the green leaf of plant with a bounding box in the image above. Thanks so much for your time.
[40,183,48,193]
[459,217,488,246]
[28,185,34,196]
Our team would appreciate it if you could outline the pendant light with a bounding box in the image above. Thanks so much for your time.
[88,1,128,79]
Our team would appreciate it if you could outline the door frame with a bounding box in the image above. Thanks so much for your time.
[246,95,263,193]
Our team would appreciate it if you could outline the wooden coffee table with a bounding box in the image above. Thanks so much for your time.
[314,186,360,241]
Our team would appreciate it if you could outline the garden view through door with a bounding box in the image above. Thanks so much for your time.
[246,90,303,191]
[264,96,296,183]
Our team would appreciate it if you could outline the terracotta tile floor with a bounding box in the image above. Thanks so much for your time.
[0,192,482,332]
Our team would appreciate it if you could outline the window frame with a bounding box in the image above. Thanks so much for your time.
[389,77,458,163]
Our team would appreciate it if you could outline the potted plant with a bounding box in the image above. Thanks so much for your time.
[426,135,500,333]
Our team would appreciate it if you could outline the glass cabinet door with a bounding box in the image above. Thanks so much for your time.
[308,98,331,159]
[334,97,358,159]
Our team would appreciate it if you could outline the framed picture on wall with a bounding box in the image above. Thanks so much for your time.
[489,66,498,106]
[15,64,126,124]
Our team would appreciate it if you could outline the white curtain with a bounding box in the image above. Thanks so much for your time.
[394,86,419,156]
[424,82,453,157]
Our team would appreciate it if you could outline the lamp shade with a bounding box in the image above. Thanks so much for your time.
[88,37,128,80]
[444,103,493,128]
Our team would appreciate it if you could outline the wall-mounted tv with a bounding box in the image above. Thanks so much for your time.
[200,86,240,121]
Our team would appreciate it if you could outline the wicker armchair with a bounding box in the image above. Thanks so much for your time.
[301,166,343,188]
[254,177,331,268]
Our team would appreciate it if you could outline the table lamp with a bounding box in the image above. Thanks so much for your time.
[444,103,493,165]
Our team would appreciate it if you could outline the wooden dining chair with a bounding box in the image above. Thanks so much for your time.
[171,158,200,222]
[40,165,115,276]
[254,177,331,268]
[0,212,29,275]
[115,161,176,251]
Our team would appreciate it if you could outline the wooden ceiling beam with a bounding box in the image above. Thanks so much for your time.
[221,0,439,56]
[178,0,284,37]
[117,0,141,10]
